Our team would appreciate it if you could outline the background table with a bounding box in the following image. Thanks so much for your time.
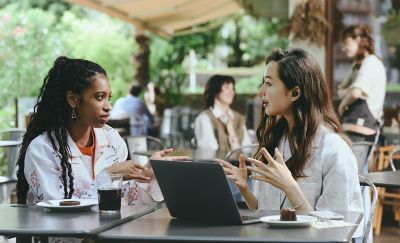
[0,141,21,147]
[361,171,400,188]
[0,203,158,238]
[97,208,362,243]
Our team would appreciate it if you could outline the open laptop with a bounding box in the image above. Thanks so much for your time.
[150,159,260,225]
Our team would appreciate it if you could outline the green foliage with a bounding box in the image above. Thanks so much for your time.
[149,16,288,106]
[0,5,65,106]
[223,15,288,67]
[235,66,265,94]
[60,12,136,101]
[0,0,77,18]
[0,3,137,130]
[382,10,400,46]
[149,29,220,107]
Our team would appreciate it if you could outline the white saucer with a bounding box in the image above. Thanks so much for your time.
[260,215,317,228]
[36,199,98,212]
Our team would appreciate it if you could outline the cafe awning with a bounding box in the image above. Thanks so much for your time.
[64,0,289,37]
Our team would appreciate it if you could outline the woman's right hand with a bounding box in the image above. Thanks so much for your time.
[216,154,249,192]
[106,160,151,182]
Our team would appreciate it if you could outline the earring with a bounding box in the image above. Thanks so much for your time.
[71,108,77,119]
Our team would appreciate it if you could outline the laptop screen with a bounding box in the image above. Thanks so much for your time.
[150,159,246,224]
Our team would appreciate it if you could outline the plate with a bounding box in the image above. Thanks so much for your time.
[260,215,317,228]
[36,199,98,212]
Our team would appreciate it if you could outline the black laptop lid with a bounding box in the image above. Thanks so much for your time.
[150,160,243,224]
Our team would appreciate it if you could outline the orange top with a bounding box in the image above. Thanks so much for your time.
[77,129,96,179]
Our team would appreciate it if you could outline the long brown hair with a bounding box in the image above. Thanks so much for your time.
[342,24,375,63]
[256,48,348,179]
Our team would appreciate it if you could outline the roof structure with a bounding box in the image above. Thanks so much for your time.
[65,0,288,37]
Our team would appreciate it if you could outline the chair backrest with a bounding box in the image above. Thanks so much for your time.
[358,175,378,243]
[0,128,25,178]
[225,144,259,160]
[352,141,375,174]
[126,136,165,166]
[129,114,148,136]
[107,118,130,137]
[0,128,26,141]
[388,146,400,171]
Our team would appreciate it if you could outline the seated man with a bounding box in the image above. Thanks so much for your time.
[110,85,153,135]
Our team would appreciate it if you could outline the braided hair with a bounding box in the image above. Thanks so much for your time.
[16,56,107,204]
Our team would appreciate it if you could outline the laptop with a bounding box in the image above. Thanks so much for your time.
[150,159,260,225]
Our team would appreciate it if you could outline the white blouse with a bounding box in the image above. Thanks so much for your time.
[253,125,363,236]
[254,125,362,211]
[194,106,252,150]
[24,125,162,205]
[349,55,386,121]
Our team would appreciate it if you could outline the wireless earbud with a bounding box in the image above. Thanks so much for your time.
[292,90,298,97]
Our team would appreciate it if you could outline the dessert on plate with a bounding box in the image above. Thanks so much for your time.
[280,208,297,221]
[59,200,81,206]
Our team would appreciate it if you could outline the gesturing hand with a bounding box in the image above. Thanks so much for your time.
[149,148,190,161]
[106,160,151,182]
[216,154,249,191]
[247,148,296,192]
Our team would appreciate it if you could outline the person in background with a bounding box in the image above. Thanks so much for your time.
[337,25,386,243]
[194,75,252,151]
[16,56,187,205]
[337,24,386,142]
[219,48,363,238]
[110,85,153,135]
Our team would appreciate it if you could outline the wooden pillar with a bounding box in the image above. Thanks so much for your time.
[134,30,150,88]
[325,0,334,96]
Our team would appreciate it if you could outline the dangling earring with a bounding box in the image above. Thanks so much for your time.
[71,108,77,119]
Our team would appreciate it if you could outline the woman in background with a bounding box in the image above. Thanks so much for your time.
[337,24,386,142]
[194,75,252,151]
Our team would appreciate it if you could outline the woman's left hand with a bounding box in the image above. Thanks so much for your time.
[149,148,190,161]
[247,147,296,192]
[143,148,190,182]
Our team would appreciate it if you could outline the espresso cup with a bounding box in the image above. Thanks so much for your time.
[96,173,122,212]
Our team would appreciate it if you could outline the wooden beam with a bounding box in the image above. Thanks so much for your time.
[65,0,172,37]
[325,0,333,97]
[147,0,234,24]
[127,0,194,19]
[112,0,187,15]
[162,2,240,31]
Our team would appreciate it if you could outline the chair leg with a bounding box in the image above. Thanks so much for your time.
[373,199,383,235]
[394,205,400,221]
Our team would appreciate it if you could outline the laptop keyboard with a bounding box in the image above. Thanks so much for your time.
[241,215,259,221]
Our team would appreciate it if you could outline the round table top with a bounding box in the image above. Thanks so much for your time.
[0,140,21,147]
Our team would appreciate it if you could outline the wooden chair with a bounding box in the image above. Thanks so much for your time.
[372,145,400,235]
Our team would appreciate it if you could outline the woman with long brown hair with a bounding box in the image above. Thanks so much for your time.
[338,24,386,142]
[220,48,362,214]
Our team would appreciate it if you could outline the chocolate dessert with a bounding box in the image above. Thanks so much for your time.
[59,200,81,206]
[280,208,297,221]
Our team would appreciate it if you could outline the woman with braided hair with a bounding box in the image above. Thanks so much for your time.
[16,56,185,205]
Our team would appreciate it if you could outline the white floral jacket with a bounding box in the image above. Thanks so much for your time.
[24,125,162,205]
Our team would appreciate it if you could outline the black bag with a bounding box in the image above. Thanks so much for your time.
[342,98,379,130]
